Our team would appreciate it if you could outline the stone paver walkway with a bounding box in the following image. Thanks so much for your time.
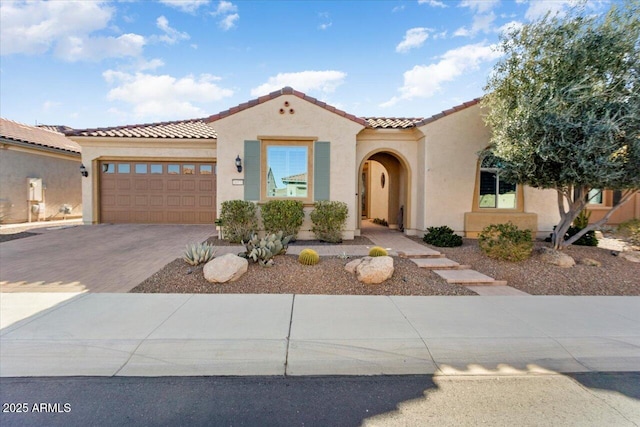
[359,222,527,294]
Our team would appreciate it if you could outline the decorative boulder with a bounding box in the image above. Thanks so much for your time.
[620,251,640,263]
[345,256,394,284]
[538,247,575,268]
[203,253,248,283]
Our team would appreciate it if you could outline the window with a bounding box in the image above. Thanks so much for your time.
[167,164,180,175]
[117,163,130,174]
[588,188,603,204]
[479,156,517,209]
[183,164,195,175]
[103,163,115,174]
[200,165,213,175]
[265,144,310,199]
[135,164,147,174]
[150,164,163,174]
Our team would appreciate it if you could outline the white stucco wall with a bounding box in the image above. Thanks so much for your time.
[211,94,364,239]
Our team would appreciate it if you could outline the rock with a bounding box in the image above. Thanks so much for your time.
[538,247,575,268]
[346,256,394,284]
[203,253,248,283]
[620,251,640,263]
[344,258,363,274]
[580,258,602,267]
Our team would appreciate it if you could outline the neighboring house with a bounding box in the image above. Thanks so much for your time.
[0,118,82,224]
[65,86,637,239]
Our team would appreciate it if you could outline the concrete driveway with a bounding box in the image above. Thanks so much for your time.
[0,224,215,293]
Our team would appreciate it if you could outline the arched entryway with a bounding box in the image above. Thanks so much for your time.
[358,150,410,232]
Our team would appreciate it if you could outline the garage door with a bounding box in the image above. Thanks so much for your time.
[100,161,216,224]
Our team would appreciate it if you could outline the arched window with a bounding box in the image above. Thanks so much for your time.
[478,155,517,209]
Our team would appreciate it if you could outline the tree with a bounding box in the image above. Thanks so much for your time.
[482,1,640,249]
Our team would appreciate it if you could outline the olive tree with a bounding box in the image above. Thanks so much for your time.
[482,1,640,249]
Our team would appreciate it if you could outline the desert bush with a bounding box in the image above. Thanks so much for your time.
[219,200,258,243]
[423,226,463,247]
[618,218,640,247]
[368,246,388,257]
[298,248,320,265]
[310,201,348,243]
[260,200,305,241]
[183,242,215,266]
[567,209,598,246]
[478,222,533,262]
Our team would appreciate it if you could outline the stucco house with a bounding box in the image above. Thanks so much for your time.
[67,86,616,239]
[0,118,82,224]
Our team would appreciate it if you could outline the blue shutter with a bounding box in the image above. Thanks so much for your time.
[244,140,260,201]
[314,141,330,201]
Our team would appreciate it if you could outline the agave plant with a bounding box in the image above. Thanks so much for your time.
[183,242,216,266]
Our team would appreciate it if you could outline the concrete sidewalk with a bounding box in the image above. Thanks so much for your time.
[1,293,638,377]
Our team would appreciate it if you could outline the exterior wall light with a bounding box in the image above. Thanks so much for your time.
[235,155,243,173]
[80,164,89,177]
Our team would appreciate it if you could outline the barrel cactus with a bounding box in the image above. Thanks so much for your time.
[183,242,216,266]
[368,246,388,257]
[298,248,320,265]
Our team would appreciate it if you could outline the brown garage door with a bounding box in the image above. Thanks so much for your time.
[100,161,216,224]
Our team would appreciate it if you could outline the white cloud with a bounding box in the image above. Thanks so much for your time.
[381,42,502,107]
[212,0,238,15]
[43,100,61,111]
[250,71,347,97]
[459,0,500,14]
[455,11,497,37]
[219,13,239,30]
[0,0,146,61]
[159,0,209,13]
[55,33,145,62]
[418,0,448,8]
[211,1,239,30]
[103,71,234,119]
[134,58,165,72]
[396,27,433,53]
[318,12,332,30]
[155,16,190,44]
[497,20,523,35]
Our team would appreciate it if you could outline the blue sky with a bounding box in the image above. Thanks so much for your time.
[0,0,613,129]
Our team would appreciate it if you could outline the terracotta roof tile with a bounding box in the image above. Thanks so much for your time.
[364,118,424,129]
[66,119,217,139]
[1,118,81,154]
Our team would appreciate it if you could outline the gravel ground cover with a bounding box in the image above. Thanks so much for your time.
[409,237,639,296]
[131,254,476,296]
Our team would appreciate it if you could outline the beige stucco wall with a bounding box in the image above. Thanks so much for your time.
[73,138,216,224]
[418,104,558,237]
[0,147,81,223]
[211,94,364,239]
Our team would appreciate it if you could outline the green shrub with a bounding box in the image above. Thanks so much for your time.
[478,222,533,262]
[298,248,320,265]
[423,226,463,247]
[310,201,348,243]
[219,200,258,243]
[368,246,388,257]
[183,242,215,266]
[618,218,640,246]
[260,200,305,241]
[568,209,598,246]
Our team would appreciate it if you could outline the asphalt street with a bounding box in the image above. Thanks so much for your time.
[1,373,639,426]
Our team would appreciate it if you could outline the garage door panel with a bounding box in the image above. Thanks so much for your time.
[101,161,215,224]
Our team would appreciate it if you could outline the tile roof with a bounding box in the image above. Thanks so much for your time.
[282,173,307,183]
[66,119,217,139]
[37,124,75,134]
[364,117,424,129]
[0,118,81,154]
[206,86,368,127]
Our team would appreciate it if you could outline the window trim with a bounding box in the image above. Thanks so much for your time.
[260,140,314,203]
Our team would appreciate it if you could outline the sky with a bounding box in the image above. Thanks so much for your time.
[0,0,615,129]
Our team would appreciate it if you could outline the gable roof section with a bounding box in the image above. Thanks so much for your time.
[1,118,81,154]
[66,118,217,139]
[205,86,368,127]
[414,98,481,127]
